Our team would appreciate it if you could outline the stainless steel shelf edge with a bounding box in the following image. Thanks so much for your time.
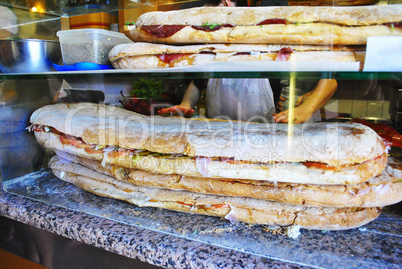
[1,70,401,80]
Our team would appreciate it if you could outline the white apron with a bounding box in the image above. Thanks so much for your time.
[206,78,275,122]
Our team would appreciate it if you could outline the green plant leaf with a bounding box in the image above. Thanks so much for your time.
[201,22,222,30]
[131,79,165,98]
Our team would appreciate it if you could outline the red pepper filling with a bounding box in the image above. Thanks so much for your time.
[141,25,187,38]
[233,52,250,56]
[275,47,293,61]
[385,22,402,28]
[155,49,290,64]
[140,21,401,38]
[258,19,287,25]
[32,125,63,135]
[352,118,402,148]
[156,53,192,64]
[177,201,194,207]
[59,134,93,149]
[302,154,384,171]
[302,162,337,171]
[177,202,228,210]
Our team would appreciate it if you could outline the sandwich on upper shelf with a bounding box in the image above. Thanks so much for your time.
[109,5,400,70]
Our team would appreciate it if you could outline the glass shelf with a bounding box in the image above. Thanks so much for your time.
[1,70,401,80]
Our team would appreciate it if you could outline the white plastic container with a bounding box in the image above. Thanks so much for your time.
[57,29,132,65]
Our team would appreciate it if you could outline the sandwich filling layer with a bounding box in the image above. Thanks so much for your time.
[33,124,387,185]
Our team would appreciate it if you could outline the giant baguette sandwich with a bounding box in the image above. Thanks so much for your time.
[123,5,402,45]
[54,151,402,208]
[287,0,380,5]
[49,154,382,230]
[109,42,364,70]
[30,103,387,185]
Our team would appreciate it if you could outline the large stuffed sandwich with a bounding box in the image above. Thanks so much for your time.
[109,43,365,70]
[29,103,402,230]
[30,103,387,185]
[123,5,402,45]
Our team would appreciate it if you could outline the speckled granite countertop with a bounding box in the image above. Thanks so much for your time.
[0,190,303,269]
[0,171,401,269]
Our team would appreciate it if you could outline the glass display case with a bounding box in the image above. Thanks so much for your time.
[0,1,401,268]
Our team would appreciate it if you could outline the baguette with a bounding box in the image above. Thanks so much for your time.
[50,155,382,230]
[52,152,402,208]
[109,42,363,70]
[287,0,380,5]
[124,6,402,45]
[35,130,387,185]
[30,103,386,167]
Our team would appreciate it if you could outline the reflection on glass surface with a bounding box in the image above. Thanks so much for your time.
[0,0,202,16]
[0,7,60,40]
[0,78,57,181]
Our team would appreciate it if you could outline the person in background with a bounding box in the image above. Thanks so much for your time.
[274,79,338,123]
[159,78,337,123]
[180,0,246,8]
[160,0,338,123]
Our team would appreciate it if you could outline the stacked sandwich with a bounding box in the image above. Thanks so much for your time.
[30,103,402,230]
[108,5,402,70]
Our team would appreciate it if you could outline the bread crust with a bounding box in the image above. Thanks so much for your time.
[287,0,380,5]
[30,103,386,166]
[124,6,402,45]
[109,43,361,69]
[134,6,402,26]
[52,153,402,208]
[50,157,381,230]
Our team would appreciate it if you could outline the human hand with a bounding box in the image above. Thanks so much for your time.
[273,106,314,123]
[295,91,313,106]
[273,95,315,123]
[158,105,194,117]
[276,96,286,111]
[273,91,317,123]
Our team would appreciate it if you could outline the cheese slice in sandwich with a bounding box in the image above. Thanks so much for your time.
[49,155,382,231]
[30,103,387,185]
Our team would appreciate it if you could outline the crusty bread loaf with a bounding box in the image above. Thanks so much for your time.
[30,103,386,166]
[287,0,380,5]
[109,42,362,70]
[125,24,400,45]
[134,6,401,26]
[124,6,402,45]
[36,130,387,184]
[50,156,381,230]
[51,153,402,208]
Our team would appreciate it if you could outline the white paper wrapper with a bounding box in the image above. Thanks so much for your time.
[363,36,402,72]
